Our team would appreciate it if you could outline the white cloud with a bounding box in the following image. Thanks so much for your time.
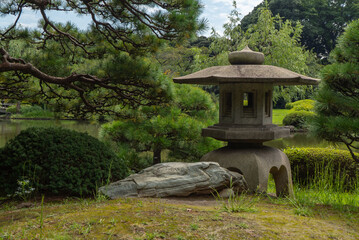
[201,0,263,36]
[207,0,232,5]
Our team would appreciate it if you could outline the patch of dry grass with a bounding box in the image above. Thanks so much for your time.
[0,196,358,240]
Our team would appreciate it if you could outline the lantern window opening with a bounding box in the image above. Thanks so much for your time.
[265,91,271,117]
[243,92,256,118]
[222,91,233,118]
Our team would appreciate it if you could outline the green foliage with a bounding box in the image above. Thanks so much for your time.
[292,149,359,212]
[284,147,359,191]
[13,178,35,201]
[155,43,210,78]
[7,104,55,118]
[17,105,42,114]
[218,192,259,213]
[285,99,315,111]
[241,0,359,58]
[5,105,17,114]
[241,6,319,104]
[282,99,315,128]
[310,19,359,163]
[101,83,222,169]
[213,179,258,213]
[242,8,315,75]
[282,110,315,128]
[287,197,314,217]
[0,1,206,115]
[0,127,128,197]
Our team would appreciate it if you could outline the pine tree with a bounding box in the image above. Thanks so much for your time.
[311,19,359,163]
[100,83,222,167]
[0,1,205,115]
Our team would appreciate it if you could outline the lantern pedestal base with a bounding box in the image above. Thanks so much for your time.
[201,145,294,197]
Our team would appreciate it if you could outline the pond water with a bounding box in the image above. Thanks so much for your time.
[0,119,100,147]
[265,133,348,151]
[0,119,350,151]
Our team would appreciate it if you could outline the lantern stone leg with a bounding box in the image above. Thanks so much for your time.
[201,145,294,197]
[173,46,319,197]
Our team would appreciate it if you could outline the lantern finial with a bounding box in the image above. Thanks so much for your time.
[228,46,264,65]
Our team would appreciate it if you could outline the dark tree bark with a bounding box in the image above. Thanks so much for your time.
[153,146,161,165]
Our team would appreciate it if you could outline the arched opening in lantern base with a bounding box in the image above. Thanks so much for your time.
[267,173,276,195]
[269,166,291,197]
[200,145,294,197]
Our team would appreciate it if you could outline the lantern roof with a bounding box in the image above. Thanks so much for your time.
[173,46,320,86]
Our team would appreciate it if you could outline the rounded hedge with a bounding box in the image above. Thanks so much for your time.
[284,147,358,190]
[282,110,315,128]
[0,127,128,197]
[285,99,315,111]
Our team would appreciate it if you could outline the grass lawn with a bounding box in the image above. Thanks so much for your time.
[272,109,291,125]
[0,195,358,240]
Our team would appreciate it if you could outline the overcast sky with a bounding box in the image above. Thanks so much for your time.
[0,0,262,36]
[202,0,262,35]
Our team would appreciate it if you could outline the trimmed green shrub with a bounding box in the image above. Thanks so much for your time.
[7,104,54,118]
[285,99,315,111]
[282,110,315,128]
[5,104,18,114]
[284,147,358,191]
[20,105,43,114]
[0,127,128,197]
[6,104,39,114]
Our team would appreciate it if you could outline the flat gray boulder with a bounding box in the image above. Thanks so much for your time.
[99,162,247,199]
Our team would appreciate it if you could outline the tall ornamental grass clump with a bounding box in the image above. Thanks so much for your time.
[292,162,359,211]
[0,127,128,197]
[285,147,359,211]
[284,147,358,191]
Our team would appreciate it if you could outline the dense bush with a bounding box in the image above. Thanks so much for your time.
[0,127,128,197]
[282,110,315,128]
[283,100,315,128]
[284,147,358,191]
[6,104,54,118]
[5,104,18,114]
[7,104,38,114]
[285,99,315,111]
[100,84,222,168]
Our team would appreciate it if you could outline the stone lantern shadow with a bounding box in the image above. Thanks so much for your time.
[174,46,319,197]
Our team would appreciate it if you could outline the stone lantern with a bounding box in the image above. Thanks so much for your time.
[174,46,319,197]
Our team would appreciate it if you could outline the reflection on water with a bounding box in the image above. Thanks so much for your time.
[265,132,349,151]
[0,119,100,147]
[0,120,353,151]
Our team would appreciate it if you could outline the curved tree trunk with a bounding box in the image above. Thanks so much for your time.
[153,147,161,165]
[16,102,21,114]
[346,144,359,164]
